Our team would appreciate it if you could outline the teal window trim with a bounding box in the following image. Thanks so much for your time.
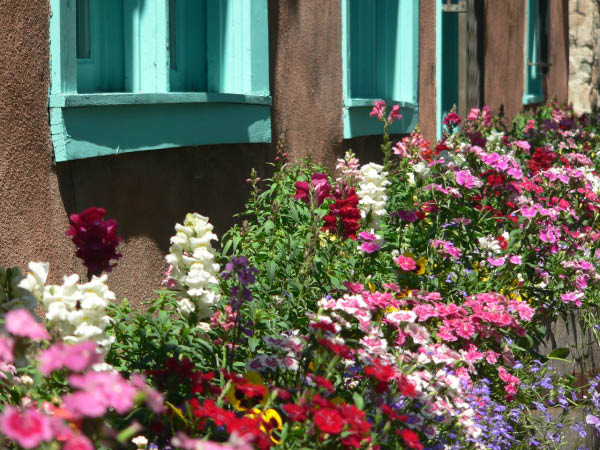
[523,0,546,105]
[341,0,419,139]
[49,0,271,162]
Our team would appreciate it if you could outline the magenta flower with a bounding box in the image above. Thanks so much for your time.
[369,100,386,120]
[63,372,138,417]
[5,309,50,341]
[454,170,482,189]
[561,291,583,307]
[39,341,101,376]
[294,173,331,206]
[394,255,417,271]
[487,256,506,267]
[360,242,381,254]
[63,433,94,450]
[509,255,522,265]
[388,104,402,123]
[0,336,13,363]
[66,207,122,277]
[0,407,54,449]
[443,112,461,127]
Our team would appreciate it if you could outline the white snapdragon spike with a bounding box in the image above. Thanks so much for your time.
[21,269,116,353]
[165,213,220,319]
[357,163,390,229]
[17,262,48,302]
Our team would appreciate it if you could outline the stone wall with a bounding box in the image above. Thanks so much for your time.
[569,0,600,113]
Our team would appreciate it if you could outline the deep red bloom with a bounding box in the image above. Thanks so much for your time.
[397,429,424,450]
[322,189,361,240]
[365,361,396,383]
[443,112,461,127]
[313,408,344,434]
[66,207,122,277]
[282,403,307,422]
[235,382,268,399]
[528,147,556,175]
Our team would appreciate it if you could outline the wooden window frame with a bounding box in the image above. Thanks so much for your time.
[49,0,271,162]
[341,0,420,139]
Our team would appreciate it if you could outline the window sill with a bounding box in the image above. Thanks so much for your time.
[49,93,272,162]
[522,94,545,105]
[343,98,418,139]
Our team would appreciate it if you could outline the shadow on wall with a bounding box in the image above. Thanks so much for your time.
[54,144,271,252]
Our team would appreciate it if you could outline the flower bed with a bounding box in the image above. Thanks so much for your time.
[1,103,600,449]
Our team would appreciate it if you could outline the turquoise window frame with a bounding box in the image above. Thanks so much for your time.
[341,0,419,139]
[49,0,271,162]
[523,0,545,105]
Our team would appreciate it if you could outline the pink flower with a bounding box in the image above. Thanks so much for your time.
[485,351,499,364]
[0,336,14,363]
[63,372,138,417]
[498,366,520,395]
[443,112,461,127]
[39,341,101,375]
[454,170,482,189]
[509,255,522,264]
[561,291,583,307]
[394,255,416,271]
[5,309,50,341]
[360,242,381,254]
[370,100,386,120]
[294,173,331,206]
[487,256,506,267]
[388,104,402,123]
[63,433,94,450]
[0,407,54,449]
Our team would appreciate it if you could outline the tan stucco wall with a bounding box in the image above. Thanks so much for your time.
[483,0,569,120]
[0,0,569,306]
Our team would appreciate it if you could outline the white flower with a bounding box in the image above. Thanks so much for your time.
[36,271,115,353]
[18,262,49,301]
[165,213,221,319]
[357,163,390,229]
[176,298,196,317]
[132,436,148,449]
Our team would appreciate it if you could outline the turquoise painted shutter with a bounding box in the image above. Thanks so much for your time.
[347,0,418,103]
[76,0,125,93]
[169,0,207,92]
[206,0,270,96]
[342,0,419,138]
[523,0,544,104]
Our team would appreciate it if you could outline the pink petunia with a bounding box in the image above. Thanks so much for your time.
[39,341,102,376]
[5,309,50,341]
[394,255,416,271]
[360,242,381,254]
[0,407,54,449]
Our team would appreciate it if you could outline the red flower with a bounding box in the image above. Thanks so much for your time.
[313,408,344,434]
[322,189,361,240]
[282,403,307,422]
[66,207,122,277]
[443,112,461,127]
[397,429,424,450]
[528,147,556,175]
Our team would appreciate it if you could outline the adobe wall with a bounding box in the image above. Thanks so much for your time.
[569,0,600,114]
[483,0,569,120]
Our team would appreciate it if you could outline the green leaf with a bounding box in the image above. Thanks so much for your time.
[352,392,364,410]
[547,347,569,360]
[266,260,276,282]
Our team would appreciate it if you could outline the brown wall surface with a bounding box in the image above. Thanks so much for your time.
[483,0,569,120]
[546,0,569,103]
